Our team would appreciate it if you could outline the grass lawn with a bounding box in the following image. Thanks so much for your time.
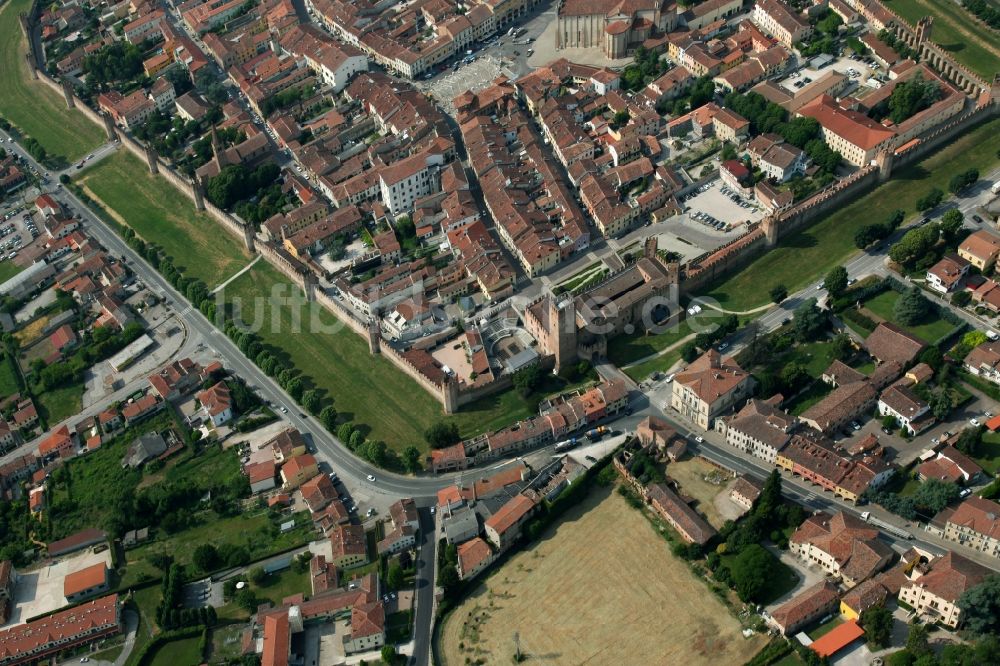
[788,381,833,416]
[863,290,958,343]
[898,476,924,497]
[889,0,1000,80]
[89,644,125,663]
[975,432,1000,475]
[75,151,251,287]
[252,566,311,606]
[147,635,203,666]
[0,260,23,283]
[125,586,162,666]
[701,118,1000,311]
[808,615,844,640]
[224,261,561,451]
[790,341,839,379]
[0,353,20,397]
[209,624,246,663]
[608,314,710,367]
[773,653,808,666]
[623,350,682,382]
[387,610,413,643]
[0,0,104,162]
[33,379,83,426]
[854,360,876,375]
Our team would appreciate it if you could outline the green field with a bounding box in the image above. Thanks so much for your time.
[702,118,1000,311]
[147,635,203,666]
[33,379,83,426]
[623,350,682,382]
[126,585,162,666]
[76,151,251,287]
[0,259,23,283]
[975,432,1000,475]
[0,0,104,161]
[0,353,20,398]
[863,290,958,343]
[889,0,1000,80]
[224,262,549,450]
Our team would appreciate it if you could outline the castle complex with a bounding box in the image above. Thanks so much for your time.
[525,237,679,369]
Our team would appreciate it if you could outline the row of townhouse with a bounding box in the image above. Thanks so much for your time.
[430,379,629,471]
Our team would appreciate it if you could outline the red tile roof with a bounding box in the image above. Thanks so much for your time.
[0,594,119,662]
[64,563,108,597]
[197,381,232,417]
[484,494,536,536]
[261,612,289,666]
[799,95,895,151]
[456,537,493,578]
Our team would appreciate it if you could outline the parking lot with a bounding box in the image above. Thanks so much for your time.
[0,207,39,264]
[778,54,880,95]
[9,548,113,625]
[680,179,764,232]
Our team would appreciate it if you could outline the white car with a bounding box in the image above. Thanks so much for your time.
[970,418,981,427]
[366,474,376,482]
[694,435,704,443]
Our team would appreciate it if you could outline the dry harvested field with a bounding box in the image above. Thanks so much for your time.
[667,456,737,528]
[440,486,765,666]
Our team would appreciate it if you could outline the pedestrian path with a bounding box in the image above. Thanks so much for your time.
[212,254,262,293]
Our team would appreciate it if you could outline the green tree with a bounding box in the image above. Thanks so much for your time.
[337,423,354,442]
[861,606,894,648]
[894,287,930,326]
[349,431,364,450]
[780,362,810,394]
[793,298,826,342]
[889,224,939,267]
[948,168,979,195]
[915,187,944,212]
[957,575,1000,636]
[302,389,322,414]
[770,284,788,303]
[512,363,543,397]
[401,445,422,472]
[192,544,219,572]
[424,421,461,449]
[381,644,399,665]
[832,333,854,360]
[320,405,338,431]
[726,544,774,602]
[911,478,959,514]
[906,623,931,658]
[940,209,964,244]
[248,566,266,584]
[824,265,849,298]
[235,587,258,612]
[386,560,405,591]
[754,469,782,522]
